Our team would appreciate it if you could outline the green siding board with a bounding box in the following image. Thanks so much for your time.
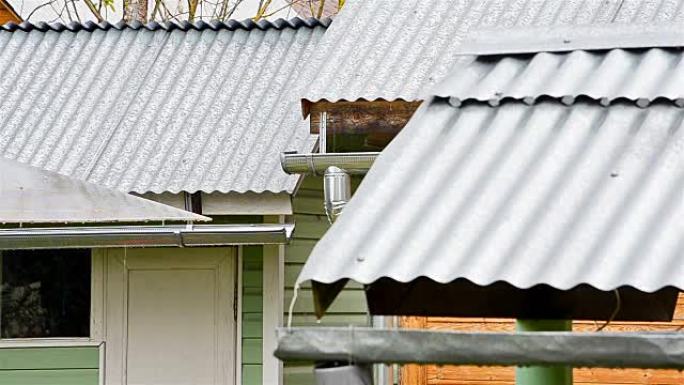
[242,245,263,385]
[242,313,263,338]
[243,293,263,313]
[243,270,263,288]
[292,195,325,215]
[283,177,370,385]
[242,364,262,385]
[286,288,367,314]
[284,240,318,263]
[242,338,262,365]
[285,264,362,289]
[0,347,99,370]
[289,314,369,327]
[292,215,330,240]
[0,369,98,385]
[284,365,315,385]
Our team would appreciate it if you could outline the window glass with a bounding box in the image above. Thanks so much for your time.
[1,249,91,338]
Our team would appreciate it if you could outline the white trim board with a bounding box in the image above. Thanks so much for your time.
[202,192,293,215]
[262,215,285,385]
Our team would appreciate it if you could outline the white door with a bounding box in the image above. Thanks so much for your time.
[103,248,236,385]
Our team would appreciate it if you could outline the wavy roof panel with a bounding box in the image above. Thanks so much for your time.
[436,48,684,107]
[299,98,684,301]
[302,0,684,105]
[0,18,327,194]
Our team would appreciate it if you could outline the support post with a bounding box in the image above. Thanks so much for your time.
[516,320,572,385]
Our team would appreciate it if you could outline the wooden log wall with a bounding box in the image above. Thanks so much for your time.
[308,100,421,152]
[401,293,684,385]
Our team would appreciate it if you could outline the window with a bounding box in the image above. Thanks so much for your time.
[0,249,91,339]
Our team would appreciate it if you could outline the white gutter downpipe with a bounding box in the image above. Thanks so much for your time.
[281,152,377,224]
[323,166,351,224]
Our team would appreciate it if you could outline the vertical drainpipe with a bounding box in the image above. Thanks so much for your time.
[323,166,351,224]
[515,320,573,385]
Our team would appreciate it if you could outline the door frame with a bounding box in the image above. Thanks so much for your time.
[91,247,237,385]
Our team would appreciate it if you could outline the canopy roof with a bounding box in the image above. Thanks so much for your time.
[297,39,684,320]
[0,157,208,224]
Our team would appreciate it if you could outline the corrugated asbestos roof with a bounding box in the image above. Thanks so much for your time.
[299,98,684,294]
[0,157,209,224]
[302,0,684,105]
[297,34,684,308]
[435,48,684,107]
[0,18,328,194]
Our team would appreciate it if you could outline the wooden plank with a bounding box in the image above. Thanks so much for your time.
[242,364,262,385]
[401,317,429,385]
[426,365,684,384]
[286,314,369,327]
[403,295,684,385]
[242,312,263,338]
[0,369,98,385]
[292,215,330,240]
[284,364,315,385]
[285,264,363,289]
[285,288,367,314]
[285,240,318,264]
[0,347,99,370]
[243,292,264,313]
[309,100,421,136]
[242,338,262,365]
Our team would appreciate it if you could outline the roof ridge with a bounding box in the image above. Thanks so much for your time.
[0,17,331,32]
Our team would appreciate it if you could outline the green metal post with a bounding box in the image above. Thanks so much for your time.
[515,320,573,385]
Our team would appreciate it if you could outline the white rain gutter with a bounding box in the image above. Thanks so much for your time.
[0,224,294,249]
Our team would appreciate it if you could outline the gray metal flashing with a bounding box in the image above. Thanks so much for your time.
[0,19,325,194]
[301,0,684,106]
[458,23,684,55]
[0,223,294,249]
[275,327,684,369]
[434,48,684,108]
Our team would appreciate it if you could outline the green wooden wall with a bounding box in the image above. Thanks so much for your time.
[0,346,99,385]
[243,245,264,385]
[284,176,370,385]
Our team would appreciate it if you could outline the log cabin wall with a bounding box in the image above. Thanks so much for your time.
[401,293,684,385]
[307,100,421,152]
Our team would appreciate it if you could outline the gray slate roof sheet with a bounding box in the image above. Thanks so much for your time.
[302,0,684,105]
[0,18,327,194]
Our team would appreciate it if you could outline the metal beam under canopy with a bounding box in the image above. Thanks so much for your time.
[0,157,209,224]
[275,327,684,369]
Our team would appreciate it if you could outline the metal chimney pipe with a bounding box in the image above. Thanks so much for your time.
[323,166,351,223]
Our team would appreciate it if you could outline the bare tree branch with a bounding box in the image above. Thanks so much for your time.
[26,0,59,20]
[82,0,105,21]
[315,0,324,18]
